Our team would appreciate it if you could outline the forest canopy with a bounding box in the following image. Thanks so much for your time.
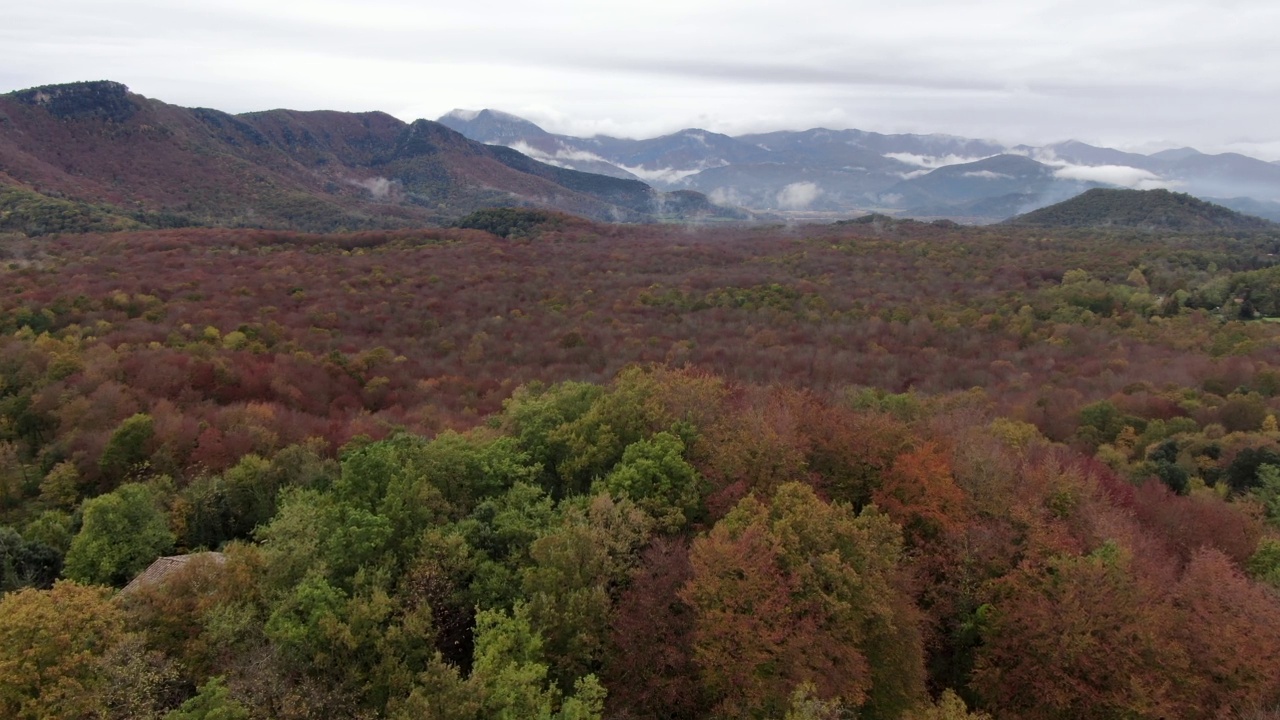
[2,218,1280,718]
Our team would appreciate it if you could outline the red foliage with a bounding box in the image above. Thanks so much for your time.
[603,538,704,720]
[1129,480,1264,567]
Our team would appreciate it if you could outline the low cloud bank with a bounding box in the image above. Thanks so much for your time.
[1026,149,1180,190]
[507,141,614,169]
[884,152,995,169]
[1050,163,1176,190]
[618,163,706,184]
[776,181,822,209]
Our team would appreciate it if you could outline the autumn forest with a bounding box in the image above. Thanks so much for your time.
[4,214,1280,719]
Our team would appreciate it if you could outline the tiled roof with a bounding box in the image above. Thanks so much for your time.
[121,552,226,594]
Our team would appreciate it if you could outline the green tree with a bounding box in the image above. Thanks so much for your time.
[64,483,174,586]
[522,494,652,690]
[0,526,61,592]
[501,381,603,498]
[99,413,156,485]
[458,482,558,610]
[165,677,249,720]
[467,603,605,719]
[38,460,82,510]
[1252,463,1280,525]
[256,488,393,592]
[599,431,703,531]
[1248,537,1280,589]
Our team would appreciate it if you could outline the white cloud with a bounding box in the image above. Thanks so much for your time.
[885,152,995,169]
[709,186,746,206]
[442,108,480,121]
[962,170,1011,179]
[506,141,612,166]
[617,163,715,184]
[895,169,933,180]
[347,176,395,199]
[1050,163,1176,189]
[776,181,822,209]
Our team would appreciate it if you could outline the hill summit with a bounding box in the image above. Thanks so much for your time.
[0,81,743,235]
[1005,188,1276,231]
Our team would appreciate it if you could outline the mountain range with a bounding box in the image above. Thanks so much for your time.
[0,81,742,235]
[439,109,1280,223]
[3,80,1278,234]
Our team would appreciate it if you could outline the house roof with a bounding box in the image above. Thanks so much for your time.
[121,552,226,594]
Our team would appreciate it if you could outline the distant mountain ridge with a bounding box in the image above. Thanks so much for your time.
[0,81,742,235]
[439,107,1280,222]
[3,81,1277,232]
[1004,188,1276,231]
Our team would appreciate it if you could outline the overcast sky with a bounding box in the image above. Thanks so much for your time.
[4,0,1279,159]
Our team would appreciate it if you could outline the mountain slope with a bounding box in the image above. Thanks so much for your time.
[437,109,641,180]
[1005,188,1276,231]
[0,81,736,234]
[877,154,1099,218]
[1042,140,1159,170]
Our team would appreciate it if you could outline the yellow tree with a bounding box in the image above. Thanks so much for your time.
[0,580,125,719]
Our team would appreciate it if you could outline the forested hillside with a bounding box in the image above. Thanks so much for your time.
[3,217,1280,718]
[0,81,740,234]
[1007,188,1276,231]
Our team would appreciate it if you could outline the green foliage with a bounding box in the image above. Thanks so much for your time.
[179,443,339,551]
[64,483,174,586]
[99,412,156,484]
[0,184,143,237]
[502,381,604,496]
[453,208,558,238]
[263,571,348,665]
[782,682,844,720]
[335,435,451,557]
[21,511,73,554]
[458,482,559,610]
[1254,464,1280,525]
[1247,537,1280,589]
[468,603,606,719]
[522,494,651,690]
[0,525,61,592]
[165,676,249,720]
[599,431,703,531]
[1075,400,1143,447]
[38,461,81,510]
[1228,447,1280,496]
[256,488,393,591]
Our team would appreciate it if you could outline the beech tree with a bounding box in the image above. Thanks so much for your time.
[972,542,1190,720]
[603,537,704,719]
[1169,548,1280,716]
[681,482,924,718]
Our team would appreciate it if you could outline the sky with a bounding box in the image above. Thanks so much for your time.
[4,0,1279,160]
